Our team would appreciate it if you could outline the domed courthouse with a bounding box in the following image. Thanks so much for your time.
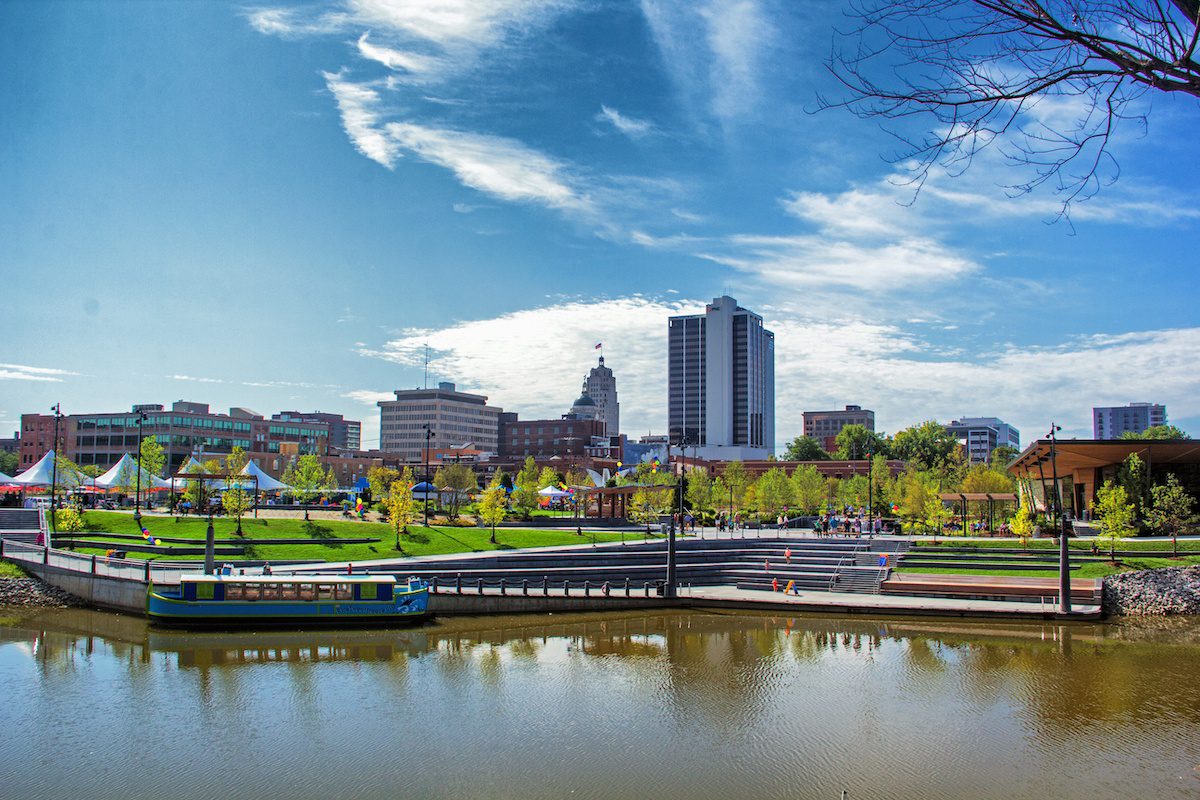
[568,355,619,437]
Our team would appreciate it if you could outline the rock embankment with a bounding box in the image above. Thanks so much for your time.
[0,577,85,608]
[1103,566,1200,616]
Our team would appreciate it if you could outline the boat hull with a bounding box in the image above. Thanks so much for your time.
[146,587,430,628]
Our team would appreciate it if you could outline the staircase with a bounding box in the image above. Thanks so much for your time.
[0,508,46,544]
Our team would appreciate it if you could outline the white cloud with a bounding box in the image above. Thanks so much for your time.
[343,389,395,405]
[170,374,226,384]
[356,296,1200,447]
[346,0,572,47]
[246,7,349,37]
[355,32,441,75]
[595,105,655,139]
[323,73,401,168]
[0,363,77,382]
[384,121,593,212]
[639,0,772,125]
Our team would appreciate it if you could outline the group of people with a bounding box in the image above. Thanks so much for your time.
[813,513,882,538]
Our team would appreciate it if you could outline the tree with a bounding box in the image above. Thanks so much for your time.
[1121,424,1190,440]
[283,455,326,513]
[512,456,540,518]
[755,467,795,516]
[1009,505,1034,548]
[435,462,477,520]
[323,466,338,493]
[1117,453,1151,523]
[137,435,166,508]
[791,465,827,514]
[898,469,940,533]
[685,467,713,512]
[961,463,1016,494]
[222,446,253,535]
[1147,473,1197,556]
[537,466,562,491]
[834,425,889,460]
[990,445,1020,466]
[367,466,400,502]
[838,474,871,510]
[0,450,17,477]
[385,471,417,543]
[892,421,959,472]
[629,486,673,526]
[826,0,1200,217]
[1095,480,1137,560]
[182,458,222,514]
[715,461,751,514]
[478,475,508,544]
[783,435,832,461]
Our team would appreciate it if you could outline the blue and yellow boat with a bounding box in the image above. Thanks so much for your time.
[146,573,429,627]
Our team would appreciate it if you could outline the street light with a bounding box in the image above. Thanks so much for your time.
[423,424,435,527]
[134,411,148,524]
[866,446,874,536]
[48,403,62,540]
[1048,424,1071,614]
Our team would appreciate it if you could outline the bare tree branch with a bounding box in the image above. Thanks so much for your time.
[821,0,1200,218]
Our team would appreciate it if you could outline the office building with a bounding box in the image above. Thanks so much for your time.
[499,416,605,459]
[378,382,502,462]
[19,401,330,475]
[802,405,876,452]
[579,355,619,435]
[944,416,1021,463]
[274,411,361,451]
[668,295,775,459]
[1093,402,1167,439]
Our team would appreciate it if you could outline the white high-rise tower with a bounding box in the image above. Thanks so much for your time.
[582,355,619,436]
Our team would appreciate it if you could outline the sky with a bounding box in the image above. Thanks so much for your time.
[2,0,1198,452]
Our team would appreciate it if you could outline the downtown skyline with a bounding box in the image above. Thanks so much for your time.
[2,1,1198,450]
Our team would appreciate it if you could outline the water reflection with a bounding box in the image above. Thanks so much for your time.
[2,607,1199,800]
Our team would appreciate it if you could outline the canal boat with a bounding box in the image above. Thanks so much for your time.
[146,573,429,627]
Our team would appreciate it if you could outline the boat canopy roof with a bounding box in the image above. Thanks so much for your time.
[179,573,399,584]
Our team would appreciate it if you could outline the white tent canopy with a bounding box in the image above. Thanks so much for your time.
[9,451,85,489]
[0,471,13,484]
[240,459,292,492]
[94,453,171,490]
[538,486,571,498]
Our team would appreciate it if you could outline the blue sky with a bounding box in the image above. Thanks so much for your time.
[2,0,1198,451]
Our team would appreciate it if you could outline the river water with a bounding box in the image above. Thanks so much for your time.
[1,608,1198,800]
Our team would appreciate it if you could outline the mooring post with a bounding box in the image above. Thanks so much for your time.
[542,576,548,596]
[500,578,506,596]
[431,576,438,594]
[456,573,462,594]
[584,580,590,597]
[91,554,97,575]
[522,579,528,596]
[624,577,630,597]
[564,580,570,596]
[477,578,484,595]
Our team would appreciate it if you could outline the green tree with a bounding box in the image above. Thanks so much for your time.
[1009,506,1034,549]
[512,456,540,518]
[136,435,166,508]
[925,495,954,537]
[837,474,871,510]
[385,470,417,543]
[478,474,508,544]
[629,486,672,526]
[685,467,713,513]
[892,421,958,472]
[790,465,827,515]
[537,466,562,490]
[898,469,940,533]
[222,446,253,535]
[1117,453,1150,524]
[323,466,338,492]
[54,507,84,533]
[989,445,1020,466]
[0,450,18,477]
[715,461,750,513]
[834,424,889,460]
[783,436,831,461]
[283,454,326,505]
[367,465,400,503]
[435,462,477,520]
[1095,481,1136,560]
[1147,474,1197,557]
[1121,424,1190,440]
[182,458,222,514]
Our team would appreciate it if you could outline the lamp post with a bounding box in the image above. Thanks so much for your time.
[134,411,147,524]
[423,424,435,527]
[1048,425,1071,614]
[866,446,874,536]
[48,403,62,540]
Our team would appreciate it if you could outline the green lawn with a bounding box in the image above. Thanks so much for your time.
[911,538,1200,553]
[62,510,646,562]
[0,559,28,579]
[898,554,1200,579]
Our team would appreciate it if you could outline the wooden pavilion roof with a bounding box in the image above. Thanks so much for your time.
[1007,439,1200,476]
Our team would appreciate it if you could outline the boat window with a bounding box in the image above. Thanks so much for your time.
[278,584,299,601]
[225,584,244,600]
[335,584,353,600]
[196,582,215,600]
[317,584,335,600]
[262,583,281,601]
[244,584,262,601]
[298,584,316,601]
[360,582,377,600]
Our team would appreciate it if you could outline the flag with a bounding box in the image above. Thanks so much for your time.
[594,342,602,349]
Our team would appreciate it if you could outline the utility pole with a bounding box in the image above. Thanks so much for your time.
[134,411,147,524]
[1049,425,1071,614]
[423,424,435,527]
[48,403,62,541]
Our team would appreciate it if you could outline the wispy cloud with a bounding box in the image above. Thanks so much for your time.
[342,389,395,405]
[170,374,226,384]
[323,72,401,168]
[385,122,594,213]
[355,32,441,76]
[0,363,77,382]
[595,105,655,139]
[357,296,1200,444]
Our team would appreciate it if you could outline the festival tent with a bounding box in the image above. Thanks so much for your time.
[94,453,171,491]
[537,486,571,499]
[239,459,292,492]
[411,481,438,500]
[8,451,85,489]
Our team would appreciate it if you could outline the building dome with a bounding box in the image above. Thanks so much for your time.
[573,393,596,408]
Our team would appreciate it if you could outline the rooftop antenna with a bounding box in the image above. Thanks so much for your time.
[423,343,429,389]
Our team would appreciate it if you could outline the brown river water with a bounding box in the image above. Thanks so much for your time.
[1,608,1198,800]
